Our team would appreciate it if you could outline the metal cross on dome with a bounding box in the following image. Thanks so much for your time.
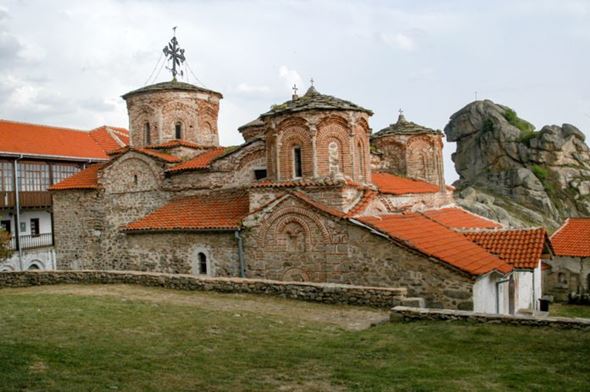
[163,27,186,81]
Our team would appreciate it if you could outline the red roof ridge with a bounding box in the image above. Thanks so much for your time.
[0,118,87,134]
[550,217,590,257]
[166,147,226,173]
[288,191,347,219]
[372,171,440,195]
[49,163,105,190]
[124,190,250,232]
[346,190,378,217]
[421,207,502,230]
[356,213,511,276]
[105,146,181,163]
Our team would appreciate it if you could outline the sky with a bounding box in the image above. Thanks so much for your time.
[1,0,589,183]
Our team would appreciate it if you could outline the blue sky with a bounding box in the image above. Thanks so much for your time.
[1,0,589,182]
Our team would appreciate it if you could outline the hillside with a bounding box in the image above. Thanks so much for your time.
[445,100,590,230]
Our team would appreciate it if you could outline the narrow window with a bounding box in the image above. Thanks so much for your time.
[293,146,303,178]
[328,141,340,175]
[1,220,11,234]
[133,174,138,185]
[144,122,151,145]
[175,122,182,139]
[30,218,40,237]
[254,169,267,180]
[198,252,207,275]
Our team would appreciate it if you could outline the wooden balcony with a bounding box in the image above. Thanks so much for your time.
[0,191,52,209]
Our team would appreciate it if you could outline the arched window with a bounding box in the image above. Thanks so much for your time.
[28,264,40,270]
[328,141,340,175]
[293,146,303,178]
[198,252,207,275]
[144,122,151,145]
[175,122,182,139]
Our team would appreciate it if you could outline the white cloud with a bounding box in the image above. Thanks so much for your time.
[378,32,416,51]
[236,83,271,95]
[279,65,302,91]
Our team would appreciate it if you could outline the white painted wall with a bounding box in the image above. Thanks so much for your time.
[0,210,52,235]
[0,247,56,271]
[473,272,511,314]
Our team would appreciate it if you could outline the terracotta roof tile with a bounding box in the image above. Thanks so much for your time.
[125,191,250,232]
[423,208,502,229]
[551,218,590,257]
[0,119,109,160]
[49,163,104,190]
[357,213,511,276]
[166,147,226,173]
[372,172,439,195]
[463,228,547,269]
[135,148,181,163]
[347,190,378,216]
[90,126,129,152]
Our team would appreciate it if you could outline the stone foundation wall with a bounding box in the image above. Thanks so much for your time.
[390,306,590,330]
[0,270,407,308]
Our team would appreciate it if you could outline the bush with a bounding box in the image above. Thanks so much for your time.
[482,118,494,133]
[0,229,12,261]
[503,107,536,136]
[531,164,548,181]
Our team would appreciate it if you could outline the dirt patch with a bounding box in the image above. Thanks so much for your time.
[4,284,389,331]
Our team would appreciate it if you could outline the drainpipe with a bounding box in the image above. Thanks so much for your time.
[234,230,246,278]
[496,276,511,314]
[13,156,23,271]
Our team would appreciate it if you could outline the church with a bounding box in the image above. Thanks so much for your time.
[49,35,550,314]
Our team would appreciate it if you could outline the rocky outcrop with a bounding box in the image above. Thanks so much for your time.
[445,100,590,229]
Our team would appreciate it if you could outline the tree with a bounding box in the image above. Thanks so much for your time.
[0,229,12,261]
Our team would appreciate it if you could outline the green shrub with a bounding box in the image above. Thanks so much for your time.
[503,107,535,136]
[531,164,548,181]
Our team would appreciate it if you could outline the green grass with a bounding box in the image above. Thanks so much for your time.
[551,303,590,319]
[1,286,590,391]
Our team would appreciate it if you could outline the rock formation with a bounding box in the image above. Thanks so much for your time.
[445,100,590,230]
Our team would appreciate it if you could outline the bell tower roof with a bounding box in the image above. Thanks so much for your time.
[122,80,222,100]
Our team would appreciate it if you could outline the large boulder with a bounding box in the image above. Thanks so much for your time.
[445,100,590,229]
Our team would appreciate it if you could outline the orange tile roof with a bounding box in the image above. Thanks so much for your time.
[423,208,502,229]
[125,191,250,231]
[135,148,181,163]
[463,228,547,269]
[166,147,226,173]
[49,163,104,190]
[357,213,512,276]
[0,119,109,160]
[90,126,129,152]
[347,190,378,216]
[551,218,590,257]
[372,172,440,195]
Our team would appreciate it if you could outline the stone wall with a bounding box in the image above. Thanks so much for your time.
[390,306,590,330]
[0,270,408,308]
[126,232,239,276]
[243,195,475,310]
[544,256,590,302]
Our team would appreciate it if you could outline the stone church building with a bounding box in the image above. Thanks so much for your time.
[50,70,547,313]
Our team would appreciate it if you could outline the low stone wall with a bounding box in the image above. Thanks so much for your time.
[391,306,590,330]
[0,270,407,308]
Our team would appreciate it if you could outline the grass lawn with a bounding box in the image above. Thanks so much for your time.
[1,285,590,391]
[550,303,590,319]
